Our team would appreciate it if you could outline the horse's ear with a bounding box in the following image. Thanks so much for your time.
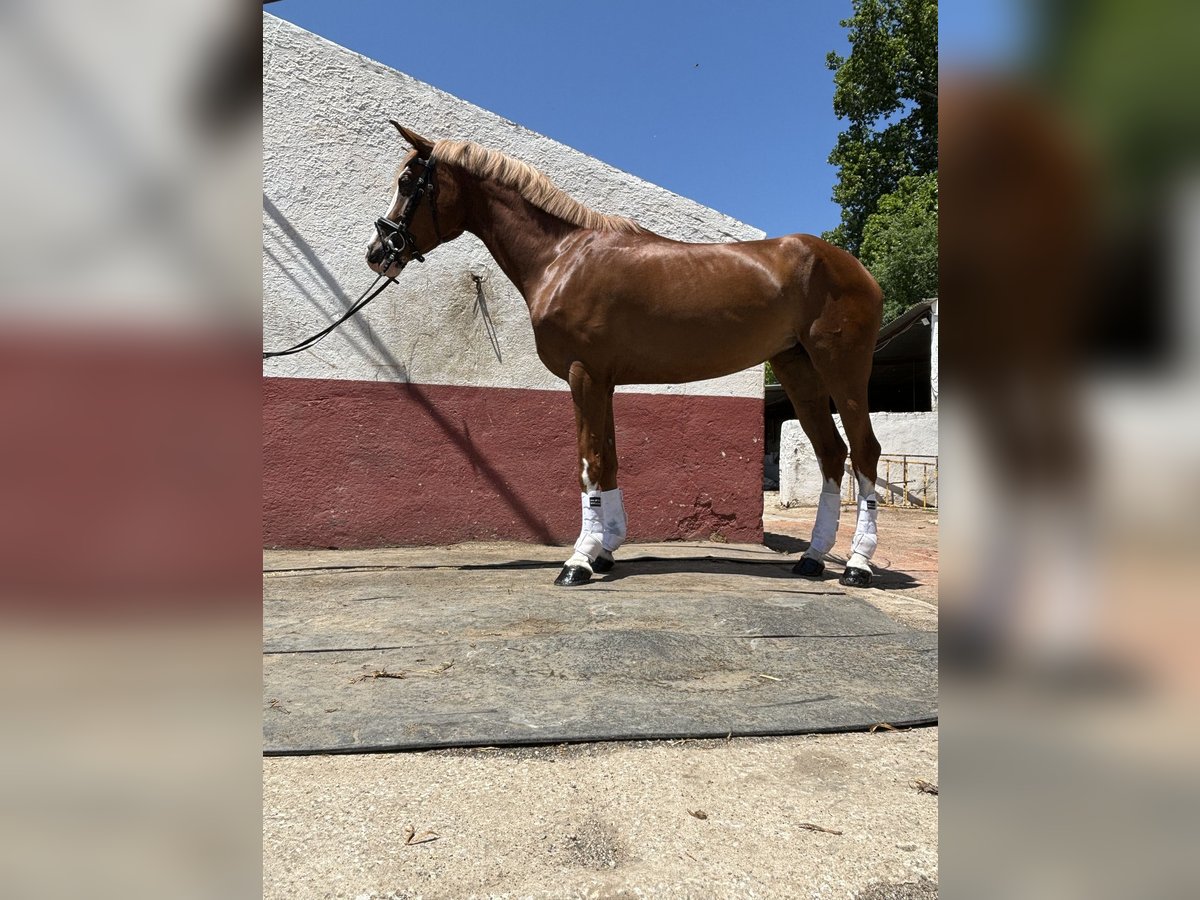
[389,120,434,156]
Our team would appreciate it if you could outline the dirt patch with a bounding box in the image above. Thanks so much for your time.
[559,818,625,870]
[856,876,939,899]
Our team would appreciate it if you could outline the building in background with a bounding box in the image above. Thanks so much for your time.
[768,299,937,502]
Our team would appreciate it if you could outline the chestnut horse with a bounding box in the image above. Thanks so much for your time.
[366,124,883,587]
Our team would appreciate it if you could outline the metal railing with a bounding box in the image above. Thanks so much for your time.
[843,454,938,509]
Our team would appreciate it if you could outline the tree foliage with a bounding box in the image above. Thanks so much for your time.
[858,173,937,322]
[823,0,938,258]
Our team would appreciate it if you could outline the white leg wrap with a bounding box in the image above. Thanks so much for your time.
[600,488,627,552]
[847,474,878,571]
[804,479,842,558]
[567,549,596,569]
[572,491,604,563]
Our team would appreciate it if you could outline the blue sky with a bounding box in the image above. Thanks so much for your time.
[269,0,859,238]
[270,1,993,237]
[939,0,1023,68]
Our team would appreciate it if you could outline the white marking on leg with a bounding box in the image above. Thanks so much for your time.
[804,478,842,559]
[581,457,599,494]
[847,470,878,572]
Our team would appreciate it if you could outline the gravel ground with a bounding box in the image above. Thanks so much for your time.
[264,728,938,899]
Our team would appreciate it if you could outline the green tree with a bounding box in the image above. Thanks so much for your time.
[859,173,937,322]
[823,0,938,257]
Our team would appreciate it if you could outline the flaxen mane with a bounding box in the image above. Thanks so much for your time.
[432,139,645,234]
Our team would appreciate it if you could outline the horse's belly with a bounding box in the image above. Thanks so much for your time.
[617,353,766,385]
[530,269,800,384]
[611,318,789,385]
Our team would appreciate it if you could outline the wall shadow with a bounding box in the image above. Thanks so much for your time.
[264,194,556,544]
[388,382,556,543]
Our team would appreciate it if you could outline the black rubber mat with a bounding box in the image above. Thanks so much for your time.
[263,550,937,754]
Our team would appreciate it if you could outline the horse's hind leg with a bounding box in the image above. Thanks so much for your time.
[770,347,848,578]
[555,362,622,586]
[807,341,882,588]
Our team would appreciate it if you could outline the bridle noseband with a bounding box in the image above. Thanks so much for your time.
[373,155,441,271]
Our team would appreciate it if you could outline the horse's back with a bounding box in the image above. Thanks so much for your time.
[748,233,883,338]
[775,233,880,296]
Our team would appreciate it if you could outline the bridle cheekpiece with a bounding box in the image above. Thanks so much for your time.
[373,155,441,271]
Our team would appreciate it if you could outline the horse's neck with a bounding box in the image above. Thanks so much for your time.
[462,177,578,298]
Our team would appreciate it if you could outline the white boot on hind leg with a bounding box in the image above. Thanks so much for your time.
[840,474,878,588]
[794,479,841,577]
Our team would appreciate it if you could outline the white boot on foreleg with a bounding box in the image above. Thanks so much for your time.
[841,471,878,587]
[593,487,626,573]
[556,491,604,586]
[794,479,841,577]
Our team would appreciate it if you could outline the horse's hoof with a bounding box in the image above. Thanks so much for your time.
[554,565,592,586]
[592,555,615,574]
[839,567,872,588]
[793,557,825,577]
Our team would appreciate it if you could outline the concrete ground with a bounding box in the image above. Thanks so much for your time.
[264,498,939,899]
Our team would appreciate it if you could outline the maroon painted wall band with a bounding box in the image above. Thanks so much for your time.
[264,377,763,549]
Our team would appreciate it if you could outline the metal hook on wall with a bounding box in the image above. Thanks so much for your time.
[471,273,502,363]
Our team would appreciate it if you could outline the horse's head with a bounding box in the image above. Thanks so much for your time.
[365,122,464,277]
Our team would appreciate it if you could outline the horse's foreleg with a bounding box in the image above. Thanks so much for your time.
[555,363,614,586]
[595,388,625,571]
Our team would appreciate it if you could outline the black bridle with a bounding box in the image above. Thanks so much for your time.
[263,155,440,360]
[373,155,441,268]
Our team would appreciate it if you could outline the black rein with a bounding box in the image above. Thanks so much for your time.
[262,155,439,360]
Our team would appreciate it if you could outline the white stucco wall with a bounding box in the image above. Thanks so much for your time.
[262,14,765,398]
[779,412,939,506]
